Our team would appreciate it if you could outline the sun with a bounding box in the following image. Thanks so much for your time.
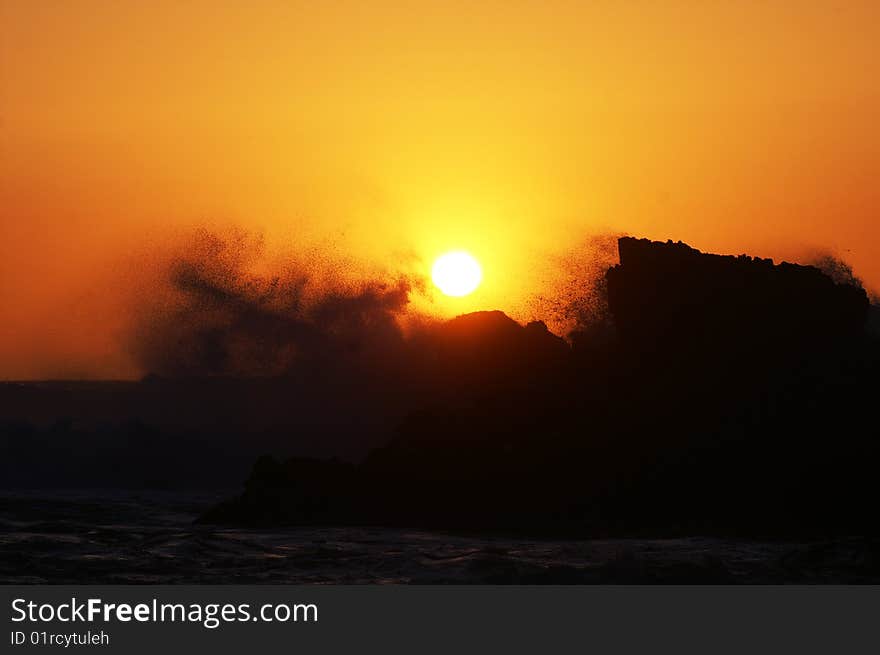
[432,251,482,297]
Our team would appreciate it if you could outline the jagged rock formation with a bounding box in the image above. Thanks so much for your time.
[606,237,870,362]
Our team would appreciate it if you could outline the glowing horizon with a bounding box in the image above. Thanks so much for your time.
[1,1,879,379]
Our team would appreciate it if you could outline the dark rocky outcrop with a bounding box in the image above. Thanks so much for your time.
[155,238,880,535]
[606,237,870,364]
[414,310,571,400]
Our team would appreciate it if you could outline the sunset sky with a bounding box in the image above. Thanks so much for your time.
[1,1,878,379]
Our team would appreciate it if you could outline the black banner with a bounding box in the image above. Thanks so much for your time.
[2,586,878,653]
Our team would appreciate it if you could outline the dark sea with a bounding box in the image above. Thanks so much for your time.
[1,490,877,584]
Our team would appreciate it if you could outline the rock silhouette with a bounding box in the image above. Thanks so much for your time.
[199,237,879,536]
[2,236,876,534]
[607,237,869,362]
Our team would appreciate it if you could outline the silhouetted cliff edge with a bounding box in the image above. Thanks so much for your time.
[607,237,869,363]
[81,236,874,535]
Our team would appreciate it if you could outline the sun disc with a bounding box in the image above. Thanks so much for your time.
[432,251,482,297]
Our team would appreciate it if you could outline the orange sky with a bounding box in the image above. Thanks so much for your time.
[1,1,878,379]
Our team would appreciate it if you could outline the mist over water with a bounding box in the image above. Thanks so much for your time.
[130,228,425,378]
[122,226,627,380]
[129,227,877,378]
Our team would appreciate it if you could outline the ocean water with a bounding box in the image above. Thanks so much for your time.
[1,490,877,584]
